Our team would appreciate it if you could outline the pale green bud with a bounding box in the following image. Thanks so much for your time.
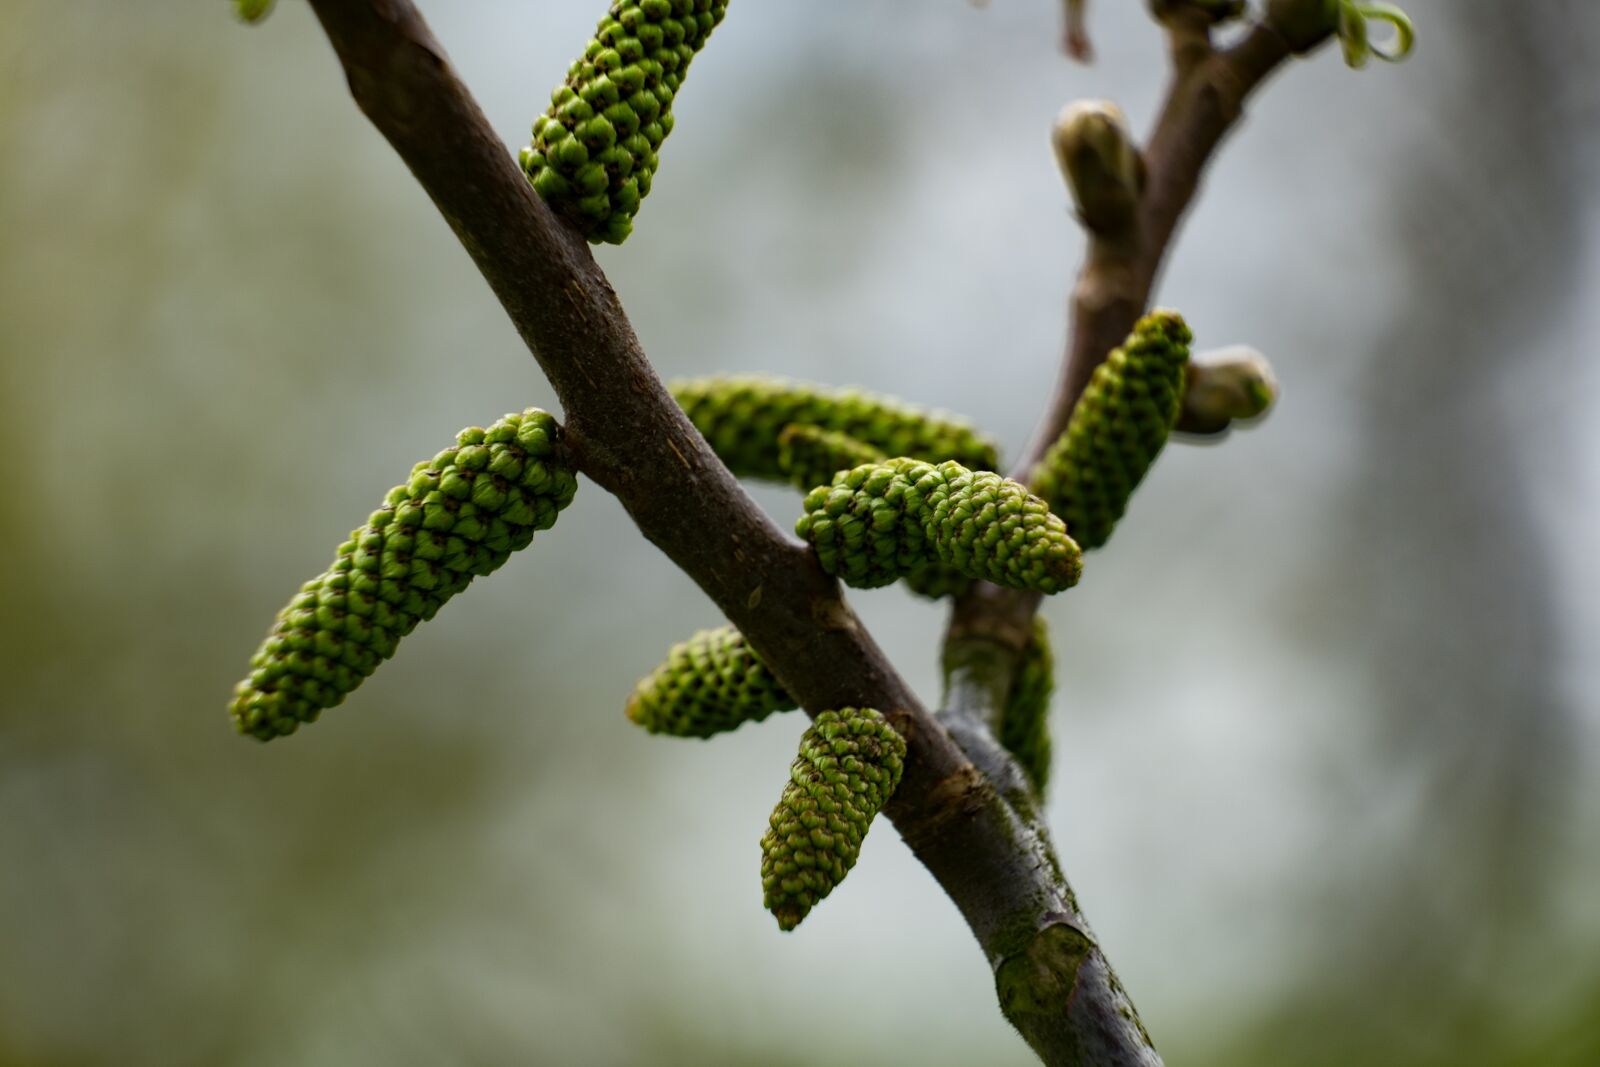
[1052,101,1142,233]
[1176,346,1279,436]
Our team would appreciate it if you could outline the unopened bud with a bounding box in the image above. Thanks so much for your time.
[1051,101,1142,233]
[1177,346,1279,436]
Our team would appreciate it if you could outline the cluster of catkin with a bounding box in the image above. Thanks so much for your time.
[621,310,1202,927]
[226,309,1205,927]
[228,0,1280,934]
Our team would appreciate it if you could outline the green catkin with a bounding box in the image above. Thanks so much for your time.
[795,459,1083,594]
[760,707,906,931]
[519,0,730,245]
[671,376,999,483]
[901,562,973,601]
[775,427,973,600]
[626,625,796,737]
[999,619,1055,794]
[1030,310,1192,551]
[230,410,579,741]
[776,425,885,492]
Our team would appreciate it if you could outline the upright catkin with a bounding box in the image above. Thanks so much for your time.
[230,410,578,741]
[1031,310,1191,550]
[520,0,730,244]
[672,376,999,482]
[795,459,1083,594]
[760,707,906,931]
[626,625,796,737]
[999,619,1055,794]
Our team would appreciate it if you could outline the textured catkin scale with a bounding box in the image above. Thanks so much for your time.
[1000,618,1056,794]
[671,376,999,482]
[1031,310,1192,551]
[776,426,972,599]
[795,459,1083,594]
[519,0,730,245]
[760,708,906,931]
[626,625,796,737]
[230,410,579,741]
[901,562,973,601]
[776,425,884,492]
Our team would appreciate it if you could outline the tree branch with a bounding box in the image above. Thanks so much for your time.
[300,1,1152,1063]
[950,15,1309,653]
[939,10,1321,1053]
[1016,21,1296,483]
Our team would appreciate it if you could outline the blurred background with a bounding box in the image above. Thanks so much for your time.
[2,1,1597,1064]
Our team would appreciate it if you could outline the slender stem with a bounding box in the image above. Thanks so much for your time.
[940,637,1157,1066]
[965,18,1304,656]
[1017,22,1295,485]
[940,16,1317,1059]
[299,2,1152,1063]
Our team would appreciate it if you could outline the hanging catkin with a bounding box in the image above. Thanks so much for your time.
[230,410,578,740]
[760,707,906,931]
[672,376,998,482]
[999,619,1056,794]
[626,625,795,737]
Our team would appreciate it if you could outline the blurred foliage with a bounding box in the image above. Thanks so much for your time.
[1,2,1597,1065]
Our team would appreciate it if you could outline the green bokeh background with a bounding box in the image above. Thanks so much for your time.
[2,2,1598,1064]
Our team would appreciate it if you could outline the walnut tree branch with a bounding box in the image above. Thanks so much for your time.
[301,2,1154,1063]
[1018,19,1298,482]
[937,10,1324,1050]
[942,13,1314,682]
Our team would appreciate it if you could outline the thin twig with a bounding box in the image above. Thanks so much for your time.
[1017,21,1296,484]
[943,18,1307,674]
[939,14,1317,1053]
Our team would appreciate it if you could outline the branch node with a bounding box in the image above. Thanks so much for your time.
[887,763,990,848]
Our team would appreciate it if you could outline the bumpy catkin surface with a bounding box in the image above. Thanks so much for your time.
[231,410,578,741]
[672,376,998,482]
[1000,618,1055,794]
[776,425,973,599]
[520,0,730,244]
[760,707,906,931]
[775,424,885,493]
[626,625,795,737]
[795,459,1083,594]
[1031,310,1191,550]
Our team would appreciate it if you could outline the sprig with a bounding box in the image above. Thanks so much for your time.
[1333,0,1416,68]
